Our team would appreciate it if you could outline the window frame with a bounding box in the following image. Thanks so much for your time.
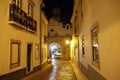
[81,35,85,57]
[12,0,22,8]
[10,39,21,69]
[91,22,100,69]
[28,1,34,18]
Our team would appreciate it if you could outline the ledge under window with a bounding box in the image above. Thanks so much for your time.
[8,21,26,29]
[27,28,36,33]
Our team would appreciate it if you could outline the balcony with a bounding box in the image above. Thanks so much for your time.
[9,4,37,33]
[27,16,37,32]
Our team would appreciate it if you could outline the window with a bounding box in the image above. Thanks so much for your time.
[74,26,79,37]
[28,1,34,17]
[50,29,54,32]
[12,0,22,8]
[82,35,85,56]
[27,1,37,32]
[10,39,21,68]
[67,26,69,30]
[91,25,99,64]
[9,0,27,27]
[65,24,71,30]
[80,0,83,18]
[9,0,36,32]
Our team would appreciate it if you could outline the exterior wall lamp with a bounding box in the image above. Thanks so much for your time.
[65,40,70,45]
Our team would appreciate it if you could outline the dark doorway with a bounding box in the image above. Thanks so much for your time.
[27,43,32,73]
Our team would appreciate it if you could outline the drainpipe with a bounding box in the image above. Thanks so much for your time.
[39,2,43,68]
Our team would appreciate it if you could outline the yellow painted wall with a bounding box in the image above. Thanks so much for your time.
[0,0,42,75]
[79,0,120,80]
[41,11,48,64]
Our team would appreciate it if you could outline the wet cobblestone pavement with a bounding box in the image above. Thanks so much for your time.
[22,59,77,80]
[49,59,77,80]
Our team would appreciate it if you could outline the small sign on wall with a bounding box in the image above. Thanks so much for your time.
[35,44,39,60]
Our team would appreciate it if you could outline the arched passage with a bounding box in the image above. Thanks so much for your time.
[47,37,71,60]
[49,43,62,59]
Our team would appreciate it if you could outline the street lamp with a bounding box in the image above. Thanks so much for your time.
[65,40,70,45]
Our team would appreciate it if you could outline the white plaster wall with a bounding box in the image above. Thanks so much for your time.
[79,0,120,80]
[48,25,72,36]
[0,0,41,75]
[41,44,48,64]
[48,19,72,37]
[40,11,48,65]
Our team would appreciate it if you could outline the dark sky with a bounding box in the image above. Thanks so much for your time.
[42,0,74,24]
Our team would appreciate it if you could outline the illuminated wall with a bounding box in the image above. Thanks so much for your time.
[0,0,42,77]
[41,11,48,64]
[71,0,120,80]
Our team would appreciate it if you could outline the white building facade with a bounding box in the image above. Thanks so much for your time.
[0,0,48,79]
[71,0,120,80]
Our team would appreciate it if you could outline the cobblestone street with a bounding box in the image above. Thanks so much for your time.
[49,59,77,80]
[22,59,78,80]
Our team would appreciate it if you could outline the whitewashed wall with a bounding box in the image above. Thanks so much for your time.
[79,0,120,80]
[0,0,42,75]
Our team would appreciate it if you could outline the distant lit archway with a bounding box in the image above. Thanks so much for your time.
[49,43,62,59]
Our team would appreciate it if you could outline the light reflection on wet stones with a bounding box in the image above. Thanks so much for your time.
[49,60,77,80]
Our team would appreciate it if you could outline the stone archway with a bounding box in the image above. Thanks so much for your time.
[48,37,71,60]
[49,43,62,59]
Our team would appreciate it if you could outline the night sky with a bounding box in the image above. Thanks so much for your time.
[42,0,74,24]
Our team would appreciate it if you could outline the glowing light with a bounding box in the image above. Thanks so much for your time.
[66,40,70,45]
[71,40,74,46]
[51,45,57,50]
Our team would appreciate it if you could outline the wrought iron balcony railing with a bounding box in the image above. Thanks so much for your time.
[9,4,37,32]
[27,16,37,32]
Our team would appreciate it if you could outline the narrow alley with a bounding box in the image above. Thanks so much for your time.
[22,59,87,80]
[1,0,120,80]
